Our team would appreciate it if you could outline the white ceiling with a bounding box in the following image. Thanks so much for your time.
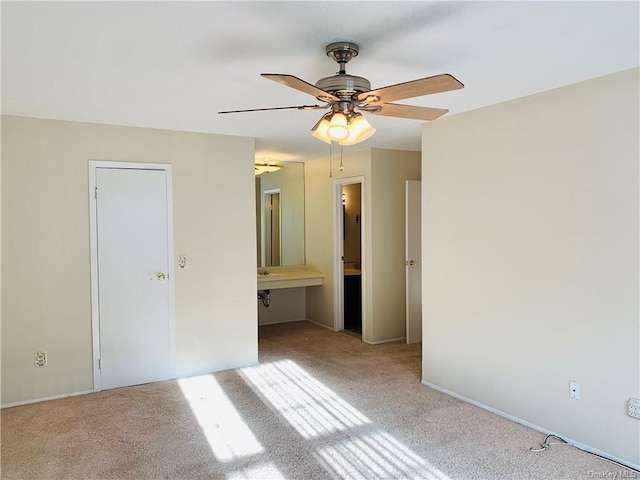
[2,1,638,162]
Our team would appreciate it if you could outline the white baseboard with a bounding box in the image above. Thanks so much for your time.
[258,317,336,331]
[175,361,259,380]
[258,317,307,326]
[364,337,406,345]
[305,318,336,331]
[422,380,640,472]
[1,390,94,409]
[304,320,407,345]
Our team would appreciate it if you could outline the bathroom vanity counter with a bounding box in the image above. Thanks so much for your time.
[257,266,323,290]
[343,268,361,276]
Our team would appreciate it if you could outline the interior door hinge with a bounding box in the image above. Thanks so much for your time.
[95,187,98,199]
[98,358,102,369]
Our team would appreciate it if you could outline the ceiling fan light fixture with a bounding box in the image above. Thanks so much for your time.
[311,112,376,146]
[327,113,350,141]
[255,162,283,176]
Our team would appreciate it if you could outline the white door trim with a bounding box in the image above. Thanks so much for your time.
[88,161,176,392]
[333,176,365,338]
[405,180,422,344]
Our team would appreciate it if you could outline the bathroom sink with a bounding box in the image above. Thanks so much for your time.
[256,267,324,290]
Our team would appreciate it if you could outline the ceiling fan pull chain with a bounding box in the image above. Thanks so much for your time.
[339,145,344,172]
[329,142,333,178]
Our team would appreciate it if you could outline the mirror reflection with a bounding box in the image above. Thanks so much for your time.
[255,162,305,267]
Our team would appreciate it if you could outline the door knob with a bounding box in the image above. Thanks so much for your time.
[408,260,419,266]
[156,273,166,281]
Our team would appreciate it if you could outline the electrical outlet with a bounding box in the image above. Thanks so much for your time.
[629,398,640,419]
[34,351,47,367]
[569,381,580,400]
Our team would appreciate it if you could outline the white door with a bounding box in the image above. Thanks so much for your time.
[405,180,422,344]
[95,167,172,390]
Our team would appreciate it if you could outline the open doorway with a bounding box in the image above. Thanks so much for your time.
[333,177,365,339]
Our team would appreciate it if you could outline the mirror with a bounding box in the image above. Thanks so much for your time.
[255,162,305,267]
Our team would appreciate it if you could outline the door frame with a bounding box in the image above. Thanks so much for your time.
[88,161,176,392]
[333,176,365,337]
[405,180,422,344]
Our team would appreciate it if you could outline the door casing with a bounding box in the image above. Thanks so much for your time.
[88,161,176,392]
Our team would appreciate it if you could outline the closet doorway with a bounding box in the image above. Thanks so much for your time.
[89,162,175,391]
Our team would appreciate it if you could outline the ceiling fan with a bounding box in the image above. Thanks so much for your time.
[219,41,464,146]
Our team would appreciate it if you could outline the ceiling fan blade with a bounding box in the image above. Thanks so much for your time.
[262,74,340,102]
[358,74,463,104]
[366,103,449,121]
[218,105,325,114]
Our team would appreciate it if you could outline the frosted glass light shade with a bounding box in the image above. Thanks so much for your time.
[311,117,332,144]
[327,113,349,141]
[311,112,377,145]
[340,115,376,146]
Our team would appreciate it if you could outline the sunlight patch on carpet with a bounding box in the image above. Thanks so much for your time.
[178,375,264,461]
[241,359,370,438]
[316,431,450,480]
[226,461,286,480]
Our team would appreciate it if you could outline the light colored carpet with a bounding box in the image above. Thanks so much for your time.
[1,321,635,479]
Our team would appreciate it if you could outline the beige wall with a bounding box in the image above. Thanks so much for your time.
[1,115,258,406]
[371,150,421,341]
[421,68,639,466]
[0,121,3,396]
[304,148,420,343]
[258,288,306,325]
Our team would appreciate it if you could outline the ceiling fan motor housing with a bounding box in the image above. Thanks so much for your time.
[315,74,371,99]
